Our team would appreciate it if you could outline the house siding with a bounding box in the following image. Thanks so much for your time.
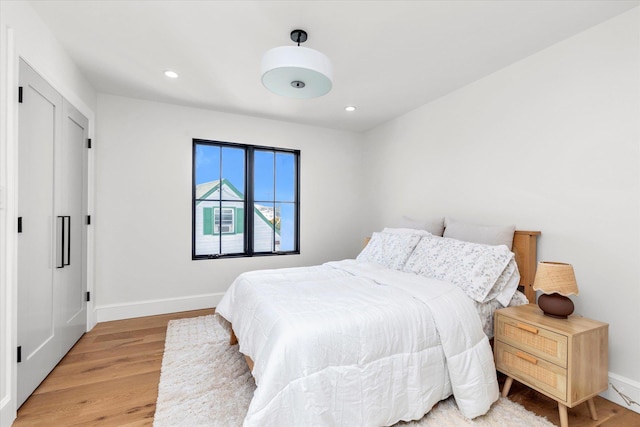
[194,181,280,255]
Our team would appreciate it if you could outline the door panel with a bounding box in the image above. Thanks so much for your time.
[57,100,88,351]
[17,60,63,406]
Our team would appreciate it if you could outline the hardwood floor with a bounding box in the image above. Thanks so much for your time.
[13,309,640,426]
[13,309,213,426]
[498,376,640,427]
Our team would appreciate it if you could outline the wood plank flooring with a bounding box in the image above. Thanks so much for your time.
[13,309,640,426]
[13,309,213,426]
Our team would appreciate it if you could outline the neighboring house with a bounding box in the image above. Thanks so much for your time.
[194,179,280,255]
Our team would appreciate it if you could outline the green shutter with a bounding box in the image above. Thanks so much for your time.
[203,207,213,235]
[236,208,244,234]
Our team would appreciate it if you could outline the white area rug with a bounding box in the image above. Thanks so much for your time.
[154,315,555,427]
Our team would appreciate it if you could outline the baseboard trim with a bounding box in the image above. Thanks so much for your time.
[0,395,16,427]
[95,293,224,323]
[600,372,640,415]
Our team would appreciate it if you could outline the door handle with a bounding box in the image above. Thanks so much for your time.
[63,216,70,266]
[57,216,71,268]
[56,216,64,268]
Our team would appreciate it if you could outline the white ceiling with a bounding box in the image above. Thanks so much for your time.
[28,0,639,133]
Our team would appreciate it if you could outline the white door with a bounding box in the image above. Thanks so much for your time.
[56,100,88,354]
[17,59,88,406]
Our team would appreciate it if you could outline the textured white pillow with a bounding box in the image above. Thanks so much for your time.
[356,231,422,270]
[443,218,515,250]
[403,233,517,304]
[400,216,445,236]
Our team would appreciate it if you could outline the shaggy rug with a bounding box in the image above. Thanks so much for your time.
[154,315,555,427]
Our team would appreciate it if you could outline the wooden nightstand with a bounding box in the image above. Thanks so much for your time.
[494,304,608,427]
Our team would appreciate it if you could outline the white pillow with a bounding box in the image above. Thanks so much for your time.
[485,258,521,307]
[357,231,422,270]
[443,218,515,250]
[403,233,517,304]
[400,216,445,236]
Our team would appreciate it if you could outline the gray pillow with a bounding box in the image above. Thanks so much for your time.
[443,218,515,249]
[400,215,445,236]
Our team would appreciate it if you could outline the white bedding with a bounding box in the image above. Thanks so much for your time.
[216,260,499,426]
[475,290,529,338]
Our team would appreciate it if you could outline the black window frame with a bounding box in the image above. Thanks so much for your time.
[192,138,300,260]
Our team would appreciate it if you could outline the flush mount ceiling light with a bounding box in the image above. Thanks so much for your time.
[261,29,333,99]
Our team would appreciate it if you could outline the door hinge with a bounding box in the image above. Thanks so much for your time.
[86,215,91,225]
[17,217,22,233]
[18,86,23,103]
[17,346,22,363]
[86,291,91,302]
[87,138,92,149]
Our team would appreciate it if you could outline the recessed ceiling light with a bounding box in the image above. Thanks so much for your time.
[164,70,179,79]
[344,106,357,112]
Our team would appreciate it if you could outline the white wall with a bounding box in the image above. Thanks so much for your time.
[363,8,640,411]
[94,94,366,320]
[0,2,97,425]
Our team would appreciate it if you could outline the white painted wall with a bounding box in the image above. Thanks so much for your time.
[0,2,97,425]
[93,94,366,321]
[362,8,640,411]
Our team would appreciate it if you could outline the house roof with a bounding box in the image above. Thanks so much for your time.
[195,180,222,200]
[196,179,243,201]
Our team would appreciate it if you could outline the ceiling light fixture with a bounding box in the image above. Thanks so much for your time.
[164,70,179,79]
[261,29,333,99]
[345,106,357,112]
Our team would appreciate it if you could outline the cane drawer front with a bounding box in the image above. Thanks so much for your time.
[495,341,567,401]
[496,314,568,368]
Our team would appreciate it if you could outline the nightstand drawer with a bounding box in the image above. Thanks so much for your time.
[495,341,567,402]
[496,314,568,368]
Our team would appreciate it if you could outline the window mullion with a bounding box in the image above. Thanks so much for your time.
[246,147,254,256]
[272,151,277,253]
[218,146,223,255]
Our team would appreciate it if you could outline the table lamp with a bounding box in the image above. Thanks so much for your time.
[532,262,579,319]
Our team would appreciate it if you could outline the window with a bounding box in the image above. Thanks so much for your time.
[192,139,299,259]
[202,207,236,235]
[214,208,235,234]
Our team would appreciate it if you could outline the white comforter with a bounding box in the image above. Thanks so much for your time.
[216,260,499,426]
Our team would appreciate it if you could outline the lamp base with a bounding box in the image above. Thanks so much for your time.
[537,293,574,319]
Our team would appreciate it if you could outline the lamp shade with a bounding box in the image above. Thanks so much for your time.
[261,46,333,99]
[532,262,579,296]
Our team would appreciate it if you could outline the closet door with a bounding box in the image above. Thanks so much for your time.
[17,60,63,406]
[17,59,88,406]
[56,100,88,354]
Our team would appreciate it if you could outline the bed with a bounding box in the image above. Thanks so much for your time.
[216,228,540,426]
